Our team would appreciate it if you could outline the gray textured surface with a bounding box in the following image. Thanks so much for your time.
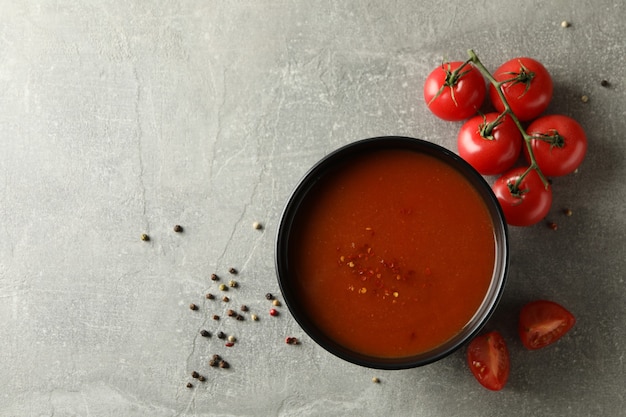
[1,1,625,416]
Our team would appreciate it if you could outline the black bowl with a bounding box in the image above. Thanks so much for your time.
[275,136,508,369]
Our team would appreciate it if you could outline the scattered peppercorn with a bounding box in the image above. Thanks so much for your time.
[228,267,237,275]
[189,303,198,311]
[561,20,570,28]
[272,299,281,307]
[581,95,589,103]
[206,293,214,300]
[141,233,150,241]
[227,335,236,343]
[225,342,234,347]
[265,293,273,300]
[173,225,183,233]
[219,360,229,369]
[372,377,380,383]
[191,371,199,379]
[253,221,263,230]
[186,382,193,388]
[212,314,219,320]
[212,354,221,361]
[222,296,229,302]
[227,309,236,317]
[269,308,279,317]
[236,314,244,321]
[209,359,218,367]
[200,329,211,337]
[217,331,226,339]
[547,221,558,231]
[240,305,248,312]
[211,273,219,281]
[251,314,258,321]
[198,375,206,382]
[563,208,573,216]
[601,79,610,87]
[219,284,227,291]
[285,337,298,345]
[228,280,238,288]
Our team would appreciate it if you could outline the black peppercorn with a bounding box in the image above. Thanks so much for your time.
[173,225,183,233]
[227,309,236,317]
[240,305,248,312]
[219,360,229,369]
[198,375,206,382]
[210,273,219,281]
[191,371,199,379]
[200,330,210,337]
[189,303,198,311]
[217,331,226,339]
[236,314,244,321]
[265,293,273,300]
[206,293,214,300]
[186,382,193,388]
[228,267,237,275]
[212,314,219,320]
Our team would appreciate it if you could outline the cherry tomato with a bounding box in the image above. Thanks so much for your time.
[524,115,587,177]
[457,112,523,175]
[519,300,576,350]
[424,61,486,121]
[467,331,510,391]
[489,57,553,121]
[492,167,552,227]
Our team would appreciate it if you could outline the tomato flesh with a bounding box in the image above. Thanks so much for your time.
[519,300,576,350]
[467,331,510,391]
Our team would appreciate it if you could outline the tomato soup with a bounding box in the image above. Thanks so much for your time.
[288,148,496,358]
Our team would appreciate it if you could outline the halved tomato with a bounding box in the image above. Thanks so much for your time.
[519,300,576,350]
[467,331,510,391]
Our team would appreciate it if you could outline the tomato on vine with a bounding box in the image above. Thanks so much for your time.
[424,60,486,121]
[489,57,553,121]
[457,112,522,175]
[492,167,552,226]
[524,115,587,177]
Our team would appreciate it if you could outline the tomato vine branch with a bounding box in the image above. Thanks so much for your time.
[467,49,550,190]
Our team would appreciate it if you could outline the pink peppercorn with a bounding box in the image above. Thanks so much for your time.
[269,308,279,317]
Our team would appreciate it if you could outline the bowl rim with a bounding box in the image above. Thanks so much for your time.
[275,136,509,369]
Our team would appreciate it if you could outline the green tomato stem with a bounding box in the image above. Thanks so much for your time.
[467,49,550,190]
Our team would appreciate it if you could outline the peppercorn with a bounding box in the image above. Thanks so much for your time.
[227,309,236,317]
[601,80,610,87]
[253,221,263,230]
[219,284,227,291]
[173,225,183,233]
[191,371,199,379]
[200,329,210,337]
[563,208,573,216]
[186,382,193,388]
[269,308,279,317]
[140,233,150,241]
[581,95,589,103]
[285,336,298,345]
[212,354,221,361]
[547,221,558,231]
[240,305,248,312]
[561,20,570,28]
[222,296,229,302]
[217,331,226,339]
[206,293,214,300]
[225,342,234,347]
[372,377,380,383]
[212,314,219,320]
[272,299,281,307]
[228,267,237,275]
[189,303,198,311]
[236,314,244,321]
[228,280,238,288]
[209,359,218,367]
[219,360,229,369]
[251,314,258,321]
[265,293,273,300]
[198,375,206,382]
[227,335,236,343]
[211,273,219,281]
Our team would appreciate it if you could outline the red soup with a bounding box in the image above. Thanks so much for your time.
[289,148,496,358]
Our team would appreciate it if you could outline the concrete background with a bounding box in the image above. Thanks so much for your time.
[1,1,625,416]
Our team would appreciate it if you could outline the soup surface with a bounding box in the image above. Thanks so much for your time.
[290,148,496,358]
